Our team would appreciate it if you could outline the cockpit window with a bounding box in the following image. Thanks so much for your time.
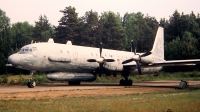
[19,47,38,54]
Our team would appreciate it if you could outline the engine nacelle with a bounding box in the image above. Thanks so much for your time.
[46,72,96,82]
[104,60,124,71]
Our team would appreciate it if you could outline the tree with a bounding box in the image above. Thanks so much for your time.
[79,10,99,47]
[33,15,54,42]
[98,11,126,50]
[0,9,12,73]
[55,6,81,44]
[122,12,139,51]
[11,22,34,50]
[165,31,198,60]
[123,12,158,52]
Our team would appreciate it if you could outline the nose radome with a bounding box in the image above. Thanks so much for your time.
[8,54,21,65]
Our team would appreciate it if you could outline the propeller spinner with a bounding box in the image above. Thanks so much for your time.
[87,42,115,77]
[122,40,142,75]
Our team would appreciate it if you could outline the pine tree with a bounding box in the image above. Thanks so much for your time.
[55,6,81,44]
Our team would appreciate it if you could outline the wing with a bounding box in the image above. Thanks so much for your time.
[148,59,200,67]
[123,59,200,70]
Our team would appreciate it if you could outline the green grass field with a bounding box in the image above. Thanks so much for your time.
[0,89,200,112]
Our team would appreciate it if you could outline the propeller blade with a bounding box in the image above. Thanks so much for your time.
[100,42,102,57]
[99,63,103,77]
[131,40,136,55]
[140,51,152,57]
[122,54,140,64]
[136,61,142,75]
[122,58,134,64]
[104,59,115,62]
[87,59,96,62]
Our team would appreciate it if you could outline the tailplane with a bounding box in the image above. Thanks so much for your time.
[150,27,164,59]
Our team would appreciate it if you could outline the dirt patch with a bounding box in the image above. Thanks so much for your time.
[0,87,174,100]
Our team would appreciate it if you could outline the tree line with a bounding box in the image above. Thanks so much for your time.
[0,6,200,74]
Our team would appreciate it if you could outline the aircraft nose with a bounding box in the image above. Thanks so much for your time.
[8,54,21,66]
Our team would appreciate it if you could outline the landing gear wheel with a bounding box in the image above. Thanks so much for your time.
[128,79,133,86]
[120,79,125,85]
[120,79,132,86]
[68,81,81,85]
[27,81,36,88]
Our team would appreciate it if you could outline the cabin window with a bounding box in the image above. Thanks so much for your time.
[91,53,93,56]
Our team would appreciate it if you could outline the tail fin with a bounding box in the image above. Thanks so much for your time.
[150,27,164,59]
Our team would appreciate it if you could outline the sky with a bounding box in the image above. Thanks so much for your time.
[0,0,199,26]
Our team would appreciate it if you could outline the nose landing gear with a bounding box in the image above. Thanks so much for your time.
[27,70,36,88]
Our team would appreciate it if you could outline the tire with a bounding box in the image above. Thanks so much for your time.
[68,81,81,85]
[27,81,36,88]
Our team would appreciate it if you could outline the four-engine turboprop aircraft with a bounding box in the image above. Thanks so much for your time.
[7,27,200,88]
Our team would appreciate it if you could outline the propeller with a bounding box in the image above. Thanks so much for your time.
[87,42,115,77]
[122,40,142,75]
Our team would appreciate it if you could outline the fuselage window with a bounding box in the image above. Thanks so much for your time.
[67,51,69,54]
[25,49,29,52]
[19,47,37,54]
[91,53,93,56]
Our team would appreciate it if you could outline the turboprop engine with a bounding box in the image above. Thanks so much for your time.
[46,72,97,82]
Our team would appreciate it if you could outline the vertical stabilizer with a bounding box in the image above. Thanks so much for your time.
[150,27,164,59]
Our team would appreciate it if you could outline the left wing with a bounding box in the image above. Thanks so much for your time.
[123,59,200,69]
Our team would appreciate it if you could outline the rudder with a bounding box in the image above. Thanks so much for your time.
[150,27,164,59]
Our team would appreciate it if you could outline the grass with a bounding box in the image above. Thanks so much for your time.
[0,89,200,112]
[0,71,200,111]
[1,71,200,85]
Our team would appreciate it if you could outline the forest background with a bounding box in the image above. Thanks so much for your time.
[0,6,200,74]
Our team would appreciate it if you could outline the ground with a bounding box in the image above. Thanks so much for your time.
[0,86,174,100]
[1,81,200,100]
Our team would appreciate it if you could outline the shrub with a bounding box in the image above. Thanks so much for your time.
[10,79,15,85]
[18,75,27,85]
[0,77,2,84]
[1,75,8,83]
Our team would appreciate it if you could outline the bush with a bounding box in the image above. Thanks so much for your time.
[18,75,27,85]
[1,75,8,83]
[0,77,2,84]
[33,74,50,84]
[10,79,15,85]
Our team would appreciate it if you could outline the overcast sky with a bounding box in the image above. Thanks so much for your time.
[0,0,199,26]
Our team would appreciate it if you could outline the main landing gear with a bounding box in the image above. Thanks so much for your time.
[27,70,36,88]
[120,72,133,86]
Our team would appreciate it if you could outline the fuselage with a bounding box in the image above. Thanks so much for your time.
[8,42,163,75]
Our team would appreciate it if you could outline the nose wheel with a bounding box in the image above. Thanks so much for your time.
[27,70,36,88]
[27,80,36,88]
